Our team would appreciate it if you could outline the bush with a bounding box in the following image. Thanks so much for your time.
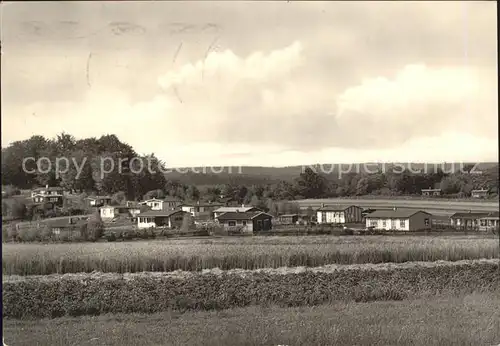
[106,232,117,242]
[17,227,38,242]
[86,211,104,241]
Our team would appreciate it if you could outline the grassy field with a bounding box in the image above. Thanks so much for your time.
[3,292,500,345]
[3,235,498,275]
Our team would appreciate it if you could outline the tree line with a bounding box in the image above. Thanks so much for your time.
[2,133,498,207]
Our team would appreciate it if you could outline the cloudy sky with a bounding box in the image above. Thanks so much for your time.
[1,1,497,167]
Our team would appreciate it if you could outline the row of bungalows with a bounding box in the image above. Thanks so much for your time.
[315,204,433,231]
[449,211,499,231]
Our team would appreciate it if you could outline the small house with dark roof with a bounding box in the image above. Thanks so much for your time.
[30,185,64,198]
[99,205,143,221]
[137,209,188,229]
[31,193,64,206]
[275,214,299,225]
[140,197,183,211]
[421,188,442,196]
[471,189,489,198]
[85,196,112,207]
[365,208,432,231]
[216,211,273,232]
[450,211,496,231]
[213,205,262,219]
[316,204,363,224]
[478,211,499,231]
[181,201,224,218]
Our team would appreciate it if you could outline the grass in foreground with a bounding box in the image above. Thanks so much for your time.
[3,292,500,346]
[2,235,498,275]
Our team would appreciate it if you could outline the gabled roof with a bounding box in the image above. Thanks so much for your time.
[450,211,496,219]
[137,209,187,217]
[365,209,431,219]
[32,186,63,191]
[317,205,358,211]
[32,193,63,198]
[481,211,500,218]
[471,189,489,193]
[216,211,272,221]
[278,214,299,217]
[213,206,260,213]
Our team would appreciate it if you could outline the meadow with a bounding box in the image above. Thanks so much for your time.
[2,235,499,275]
[4,292,500,346]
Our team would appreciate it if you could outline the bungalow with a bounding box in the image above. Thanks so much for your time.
[365,209,432,231]
[181,201,224,218]
[137,209,189,229]
[316,205,363,224]
[213,205,262,219]
[471,189,489,198]
[275,214,299,225]
[31,185,64,198]
[450,211,493,231]
[86,196,112,207]
[479,211,500,231]
[421,188,442,196]
[32,193,64,206]
[140,197,183,211]
[99,205,143,221]
[216,211,273,232]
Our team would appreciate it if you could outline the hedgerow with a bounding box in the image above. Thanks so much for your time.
[3,262,498,318]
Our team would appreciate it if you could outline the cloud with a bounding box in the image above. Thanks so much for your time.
[333,64,497,148]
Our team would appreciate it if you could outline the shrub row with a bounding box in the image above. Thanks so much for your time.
[3,262,499,318]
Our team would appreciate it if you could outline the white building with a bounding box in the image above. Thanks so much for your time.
[316,205,363,224]
[137,210,188,229]
[365,209,432,231]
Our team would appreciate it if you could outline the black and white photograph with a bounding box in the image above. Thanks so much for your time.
[1,1,499,345]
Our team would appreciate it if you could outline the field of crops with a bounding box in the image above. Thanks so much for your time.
[3,235,498,275]
[3,234,500,344]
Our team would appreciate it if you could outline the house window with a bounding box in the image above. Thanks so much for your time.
[242,221,247,226]
[424,219,430,226]
[382,220,386,227]
[480,219,486,226]
[228,221,236,226]
[370,220,378,227]
[400,220,406,228]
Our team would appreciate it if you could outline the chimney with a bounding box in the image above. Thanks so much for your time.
[197,201,200,205]
[393,207,397,211]
[242,204,245,208]
[46,184,49,189]
[321,203,325,208]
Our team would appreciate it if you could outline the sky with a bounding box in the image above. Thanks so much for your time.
[1,1,498,167]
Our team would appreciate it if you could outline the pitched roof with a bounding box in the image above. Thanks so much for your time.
[317,205,357,211]
[365,209,431,219]
[278,214,299,217]
[137,209,187,217]
[214,206,260,213]
[450,212,490,218]
[216,211,272,221]
[32,193,63,198]
[480,211,499,219]
[32,186,63,191]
